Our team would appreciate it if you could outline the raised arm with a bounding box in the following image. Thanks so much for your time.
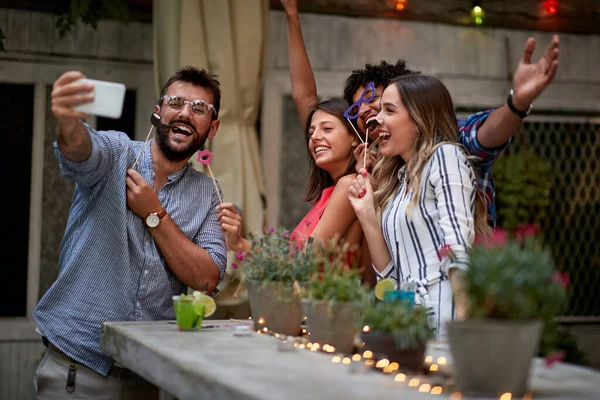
[476,35,559,149]
[51,71,95,162]
[281,0,318,131]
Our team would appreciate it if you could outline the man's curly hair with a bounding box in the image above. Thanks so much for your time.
[342,59,420,105]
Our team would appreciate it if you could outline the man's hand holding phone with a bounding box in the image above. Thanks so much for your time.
[51,71,96,135]
[51,71,126,124]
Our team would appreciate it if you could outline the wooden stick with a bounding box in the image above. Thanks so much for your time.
[131,125,154,170]
[364,128,369,171]
[346,117,365,143]
[206,164,223,204]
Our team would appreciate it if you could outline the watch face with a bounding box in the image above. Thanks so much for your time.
[146,214,160,228]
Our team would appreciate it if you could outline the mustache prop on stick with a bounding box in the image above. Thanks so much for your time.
[131,113,176,170]
[364,118,381,170]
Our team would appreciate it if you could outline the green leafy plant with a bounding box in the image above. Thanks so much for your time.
[237,227,316,284]
[361,298,434,349]
[462,226,568,321]
[455,225,570,362]
[492,149,553,231]
[55,0,130,37]
[0,1,130,52]
[305,238,368,303]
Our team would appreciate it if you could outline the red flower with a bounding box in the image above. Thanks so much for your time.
[515,224,539,241]
[545,350,566,367]
[552,271,570,288]
[231,262,238,269]
[235,251,245,261]
[475,228,508,249]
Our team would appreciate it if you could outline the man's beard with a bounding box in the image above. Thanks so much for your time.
[154,125,209,162]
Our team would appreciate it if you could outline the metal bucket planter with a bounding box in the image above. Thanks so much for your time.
[302,298,361,354]
[447,319,543,396]
[245,281,303,336]
[360,332,426,372]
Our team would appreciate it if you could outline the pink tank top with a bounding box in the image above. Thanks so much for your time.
[290,186,335,247]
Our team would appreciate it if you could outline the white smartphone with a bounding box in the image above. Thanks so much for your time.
[73,78,126,119]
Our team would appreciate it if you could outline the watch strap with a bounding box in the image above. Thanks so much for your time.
[156,207,167,219]
[507,89,532,119]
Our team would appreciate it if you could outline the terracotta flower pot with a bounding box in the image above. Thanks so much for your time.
[447,319,543,396]
[245,281,303,336]
[302,299,361,354]
[360,332,426,372]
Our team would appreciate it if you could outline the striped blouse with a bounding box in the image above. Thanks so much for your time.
[376,144,476,290]
[33,127,227,377]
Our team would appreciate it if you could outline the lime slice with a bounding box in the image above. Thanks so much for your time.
[193,294,217,317]
[374,278,396,301]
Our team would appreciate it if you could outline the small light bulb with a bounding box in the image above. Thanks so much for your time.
[431,386,443,395]
[394,373,406,382]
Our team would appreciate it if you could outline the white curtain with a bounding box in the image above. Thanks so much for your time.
[153,0,268,306]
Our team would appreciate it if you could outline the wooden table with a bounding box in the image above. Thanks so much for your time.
[100,320,600,400]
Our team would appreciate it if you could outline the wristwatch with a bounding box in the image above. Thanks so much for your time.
[507,89,533,119]
[145,207,167,228]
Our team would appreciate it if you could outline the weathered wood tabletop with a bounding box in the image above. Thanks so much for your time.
[100,320,600,400]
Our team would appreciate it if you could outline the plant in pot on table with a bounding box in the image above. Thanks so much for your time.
[237,227,316,336]
[359,293,434,373]
[301,238,369,354]
[447,225,569,396]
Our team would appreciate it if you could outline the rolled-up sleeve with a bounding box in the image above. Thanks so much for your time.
[429,144,476,273]
[457,110,510,170]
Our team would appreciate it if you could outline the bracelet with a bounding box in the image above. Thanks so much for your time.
[507,89,533,119]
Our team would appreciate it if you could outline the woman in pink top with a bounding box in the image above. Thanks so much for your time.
[218,98,372,283]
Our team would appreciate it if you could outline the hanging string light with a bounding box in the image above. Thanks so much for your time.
[471,0,486,25]
[396,0,407,11]
[543,0,559,16]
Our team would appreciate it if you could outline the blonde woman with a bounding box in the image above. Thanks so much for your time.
[347,74,490,336]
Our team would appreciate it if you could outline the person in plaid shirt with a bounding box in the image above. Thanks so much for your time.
[281,0,559,228]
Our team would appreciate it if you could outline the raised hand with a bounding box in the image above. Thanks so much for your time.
[512,35,559,110]
[347,169,375,218]
[126,169,163,219]
[51,71,94,134]
[217,202,251,252]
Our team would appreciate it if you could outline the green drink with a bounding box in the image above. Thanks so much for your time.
[172,295,205,331]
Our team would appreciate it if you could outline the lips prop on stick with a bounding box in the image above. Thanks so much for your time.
[132,113,176,170]
[198,149,223,204]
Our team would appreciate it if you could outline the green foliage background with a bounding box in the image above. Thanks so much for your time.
[492,148,553,231]
[1,0,130,52]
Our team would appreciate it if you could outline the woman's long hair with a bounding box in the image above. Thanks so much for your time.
[371,74,489,235]
[303,98,358,203]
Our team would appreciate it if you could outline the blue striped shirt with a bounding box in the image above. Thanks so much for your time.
[33,126,227,376]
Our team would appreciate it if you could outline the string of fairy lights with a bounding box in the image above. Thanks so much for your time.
[250,317,527,400]
[394,0,563,26]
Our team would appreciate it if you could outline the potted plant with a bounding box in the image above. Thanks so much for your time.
[359,296,434,372]
[446,225,569,396]
[238,227,316,336]
[302,239,368,354]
